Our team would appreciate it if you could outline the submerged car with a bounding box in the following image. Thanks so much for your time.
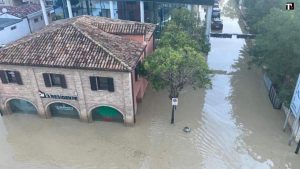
[213,2,219,8]
[211,18,223,30]
[212,7,221,18]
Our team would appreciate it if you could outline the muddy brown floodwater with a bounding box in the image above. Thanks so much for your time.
[1,0,300,169]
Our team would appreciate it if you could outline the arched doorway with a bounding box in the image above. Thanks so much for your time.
[91,106,123,122]
[7,99,38,114]
[47,102,79,119]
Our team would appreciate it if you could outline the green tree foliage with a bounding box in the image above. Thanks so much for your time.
[143,8,211,99]
[168,8,210,54]
[144,47,211,99]
[243,0,281,33]
[247,6,300,103]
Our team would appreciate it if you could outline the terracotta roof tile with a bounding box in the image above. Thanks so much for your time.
[0,15,156,72]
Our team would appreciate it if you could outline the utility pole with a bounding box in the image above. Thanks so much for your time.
[39,0,49,25]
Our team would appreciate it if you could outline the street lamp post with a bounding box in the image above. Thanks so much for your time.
[171,98,178,124]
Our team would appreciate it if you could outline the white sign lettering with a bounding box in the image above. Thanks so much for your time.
[38,90,78,101]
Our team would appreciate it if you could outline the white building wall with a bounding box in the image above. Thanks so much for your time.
[0,19,30,45]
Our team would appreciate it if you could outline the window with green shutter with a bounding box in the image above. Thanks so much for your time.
[42,73,67,88]
[0,70,23,85]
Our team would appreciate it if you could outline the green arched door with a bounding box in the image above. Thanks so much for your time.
[92,106,123,122]
[48,103,79,119]
[7,99,38,114]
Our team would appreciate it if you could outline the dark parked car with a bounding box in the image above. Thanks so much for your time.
[212,7,221,18]
[213,2,219,8]
[211,18,223,30]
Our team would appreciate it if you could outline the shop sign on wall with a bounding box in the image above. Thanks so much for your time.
[38,90,78,100]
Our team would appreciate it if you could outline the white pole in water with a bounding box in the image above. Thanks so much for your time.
[109,1,114,19]
[39,0,49,25]
[289,112,300,145]
[66,0,73,18]
[140,1,145,23]
[205,6,212,38]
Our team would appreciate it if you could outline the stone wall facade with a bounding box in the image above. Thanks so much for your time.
[0,65,134,125]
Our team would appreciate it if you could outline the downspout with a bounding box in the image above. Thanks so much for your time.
[26,17,33,33]
[130,71,136,123]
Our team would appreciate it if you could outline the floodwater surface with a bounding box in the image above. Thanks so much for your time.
[1,0,299,168]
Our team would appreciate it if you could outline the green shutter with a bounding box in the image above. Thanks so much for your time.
[108,78,114,92]
[90,76,97,91]
[0,70,8,84]
[43,73,52,87]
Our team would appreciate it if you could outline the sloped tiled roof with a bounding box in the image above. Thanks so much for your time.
[0,15,155,72]
[0,18,22,29]
[0,4,51,18]
[89,17,156,41]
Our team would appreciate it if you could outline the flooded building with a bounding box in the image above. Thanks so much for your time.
[54,0,213,33]
[0,15,156,125]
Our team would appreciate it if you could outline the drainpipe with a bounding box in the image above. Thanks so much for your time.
[109,1,114,19]
[39,0,49,25]
[66,0,73,18]
[130,72,136,123]
[26,17,33,33]
[140,1,144,23]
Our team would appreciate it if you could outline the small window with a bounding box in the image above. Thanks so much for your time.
[43,73,67,88]
[6,71,17,83]
[40,16,43,20]
[0,70,23,85]
[50,74,62,86]
[90,76,114,92]
[34,18,39,23]
[10,26,16,30]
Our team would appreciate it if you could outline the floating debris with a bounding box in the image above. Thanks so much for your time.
[183,126,191,133]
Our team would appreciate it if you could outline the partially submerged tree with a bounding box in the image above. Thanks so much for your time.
[247,8,300,103]
[142,8,211,123]
[144,46,211,99]
[168,8,210,54]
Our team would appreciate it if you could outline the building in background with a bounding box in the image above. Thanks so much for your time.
[53,0,214,34]
[0,4,53,44]
[0,15,156,125]
[0,17,30,45]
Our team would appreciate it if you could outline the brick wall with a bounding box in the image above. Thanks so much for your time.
[0,65,134,125]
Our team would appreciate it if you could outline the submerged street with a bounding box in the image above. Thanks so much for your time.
[0,0,299,169]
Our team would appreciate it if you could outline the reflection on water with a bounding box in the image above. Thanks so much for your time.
[193,75,274,169]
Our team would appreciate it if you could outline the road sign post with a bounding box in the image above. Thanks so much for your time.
[171,98,178,124]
